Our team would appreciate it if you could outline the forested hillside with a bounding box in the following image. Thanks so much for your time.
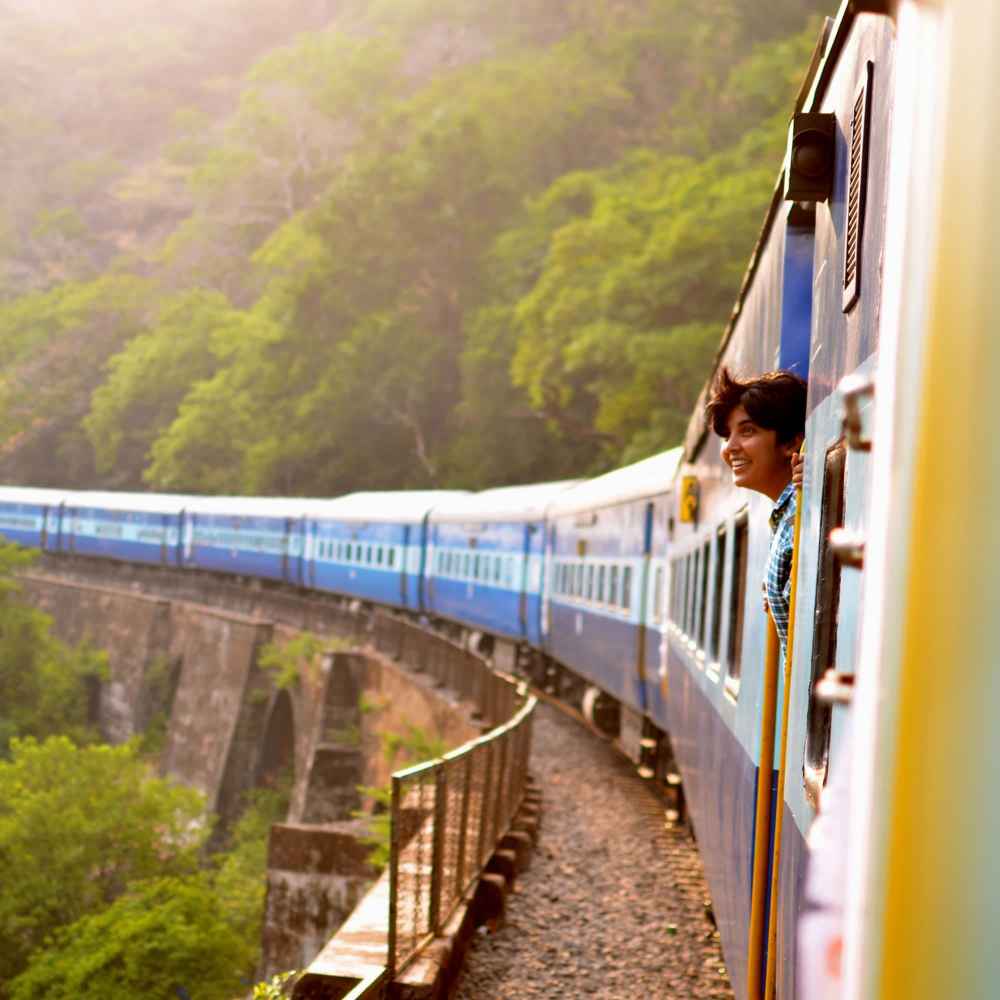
[0,0,828,494]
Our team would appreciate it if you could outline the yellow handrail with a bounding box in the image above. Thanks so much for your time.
[763,468,805,1000]
[746,611,781,1000]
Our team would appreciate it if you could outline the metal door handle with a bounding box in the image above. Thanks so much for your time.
[815,668,854,705]
[838,373,874,451]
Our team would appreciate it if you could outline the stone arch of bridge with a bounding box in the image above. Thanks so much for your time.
[255,687,296,794]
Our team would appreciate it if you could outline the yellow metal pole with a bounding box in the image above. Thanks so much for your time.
[746,611,781,1000]
[763,470,805,1000]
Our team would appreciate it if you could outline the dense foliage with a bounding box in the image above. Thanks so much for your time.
[0,736,287,997]
[0,535,288,996]
[0,0,827,493]
[0,737,206,985]
[0,543,107,752]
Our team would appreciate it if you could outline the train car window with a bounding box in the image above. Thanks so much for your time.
[366,545,373,564]
[622,566,632,611]
[597,564,606,604]
[609,565,620,607]
[804,443,848,807]
[653,566,664,620]
[575,563,584,598]
[376,546,383,566]
[710,528,727,661]
[494,556,502,583]
[388,547,396,568]
[697,541,711,648]
[726,513,750,685]
[506,557,514,587]
[460,553,468,578]
[473,554,481,580]
[346,543,353,562]
[685,550,698,636]
[690,551,701,635]
[586,565,595,601]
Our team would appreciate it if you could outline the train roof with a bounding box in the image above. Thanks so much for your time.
[306,491,470,524]
[0,485,74,506]
[428,481,580,524]
[63,491,194,514]
[545,448,682,517]
[181,495,320,518]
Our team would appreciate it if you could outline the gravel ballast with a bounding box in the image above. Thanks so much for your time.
[454,702,735,999]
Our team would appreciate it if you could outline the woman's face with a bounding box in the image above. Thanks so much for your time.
[720,405,797,501]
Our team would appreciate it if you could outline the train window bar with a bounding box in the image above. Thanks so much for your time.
[803,442,848,808]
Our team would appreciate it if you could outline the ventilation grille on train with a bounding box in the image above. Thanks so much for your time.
[843,62,873,313]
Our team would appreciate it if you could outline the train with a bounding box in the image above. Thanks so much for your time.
[2,0,997,997]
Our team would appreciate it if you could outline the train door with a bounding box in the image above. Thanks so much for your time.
[634,501,654,712]
[291,517,307,586]
[540,522,555,648]
[160,513,169,566]
[517,523,531,640]
[400,524,410,607]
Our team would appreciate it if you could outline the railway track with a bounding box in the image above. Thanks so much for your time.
[454,700,733,999]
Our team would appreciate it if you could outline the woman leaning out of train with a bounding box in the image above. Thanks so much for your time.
[705,368,847,998]
[705,367,806,658]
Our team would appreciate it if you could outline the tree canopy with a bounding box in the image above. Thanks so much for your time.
[0,0,826,491]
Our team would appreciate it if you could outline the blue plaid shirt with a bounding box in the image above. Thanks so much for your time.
[766,483,796,655]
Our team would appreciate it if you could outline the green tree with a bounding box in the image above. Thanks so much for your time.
[0,737,206,984]
[8,876,254,1000]
[83,289,238,487]
[209,786,290,946]
[0,275,157,486]
[0,543,107,753]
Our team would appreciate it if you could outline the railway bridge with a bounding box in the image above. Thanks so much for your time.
[21,553,486,981]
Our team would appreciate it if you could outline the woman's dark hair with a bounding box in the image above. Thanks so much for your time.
[705,367,807,443]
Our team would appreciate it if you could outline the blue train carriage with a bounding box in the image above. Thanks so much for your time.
[664,5,894,995]
[182,496,316,584]
[60,491,192,566]
[541,449,680,763]
[663,44,826,1000]
[424,482,578,653]
[304,491,467,612]
[767,5,894,997]
[0,486,72,551]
